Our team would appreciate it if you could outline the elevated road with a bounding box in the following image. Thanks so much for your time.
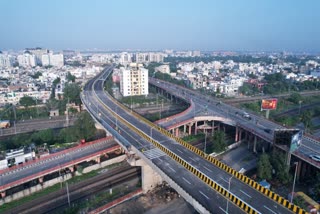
[0,137,119,192]
[82,65,305,214]
[151,78,320,170]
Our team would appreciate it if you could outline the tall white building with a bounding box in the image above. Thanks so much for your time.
[17,53,36,67]
[120,63,148,97]
[28,48,49,65]
[41,53,64,67]
[148,53,164,63]
[0,53,14,67]
[119,52,132,65]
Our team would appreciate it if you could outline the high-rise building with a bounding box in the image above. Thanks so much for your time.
[17,53,36,67]
[192,50,201,57]
[119,52,132,65]
[0,53,14,67]
[41,52,64,67]
[120,63,148,97]
[27,48,49,65]
[148,53,164,63]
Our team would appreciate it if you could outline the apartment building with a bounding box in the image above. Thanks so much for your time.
[120,63,148,97]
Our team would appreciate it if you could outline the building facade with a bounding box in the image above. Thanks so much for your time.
[120,63,148,97]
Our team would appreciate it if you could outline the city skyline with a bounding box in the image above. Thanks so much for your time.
[1,0,320,52]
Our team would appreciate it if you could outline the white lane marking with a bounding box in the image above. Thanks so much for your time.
[203,166,213,172]
[263,205,277,214]
[168,166,176,173]
[199,191,210,200]
[220,176,228,183]
[240,189,252,198]
[182,177,191,185]
[177,149,183,153]
[219,207,227,214]
[189,157,196,162]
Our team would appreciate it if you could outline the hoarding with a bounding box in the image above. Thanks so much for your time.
[261,98,278,110]
[274,129,302,152]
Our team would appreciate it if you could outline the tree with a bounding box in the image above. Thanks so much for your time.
[271,151,291,184]
[288,93,302,104]
[73,112,96,141]
[257,153,272,180]
[211,131,227,153]
[52,77,61,87]
[63,83,81,105]
[66,72,76,82]
[20,96,36,108]
[301,111,312,131]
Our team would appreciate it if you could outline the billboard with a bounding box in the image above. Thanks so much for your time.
[274,129,302,152]
[261,99,278,110]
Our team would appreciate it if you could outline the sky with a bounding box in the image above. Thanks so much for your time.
[0,0,320,52]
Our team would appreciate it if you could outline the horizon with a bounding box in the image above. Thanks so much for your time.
[1,0,320,52]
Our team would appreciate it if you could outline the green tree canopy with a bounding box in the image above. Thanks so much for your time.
[211,131,227,153]
[53,77,61,87]
[271,151,291,184]
[73,112,96,141]
[63,83,81,105]
[66,72,76,82]
[257,153,272,180]
[19,96,36,107]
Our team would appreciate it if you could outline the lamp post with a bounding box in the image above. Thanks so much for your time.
[204,129,207,154]
[226,176,233,213]
[298,101,302,115]
[290,162,299,203]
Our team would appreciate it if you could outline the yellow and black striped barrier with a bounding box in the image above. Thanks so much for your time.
[96,77,306,214]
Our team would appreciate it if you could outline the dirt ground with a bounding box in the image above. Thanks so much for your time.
[108,183,198,214]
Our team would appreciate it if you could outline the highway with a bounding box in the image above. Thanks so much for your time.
[150,78,320,170]
[82,65,301,214]
[0,137,118,191]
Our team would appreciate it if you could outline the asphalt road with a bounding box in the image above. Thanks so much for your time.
[0,138,118,189]
[83,65,293,214]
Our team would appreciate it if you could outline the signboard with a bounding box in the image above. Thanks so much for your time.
[290,130,303,152]
[274,129,302,152]
[261,99,278,110]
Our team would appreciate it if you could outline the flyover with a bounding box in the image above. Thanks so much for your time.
[82,65,306,214]
[0,137,120,197]
[150,78,320,170]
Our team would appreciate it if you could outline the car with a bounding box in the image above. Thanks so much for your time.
[309,154,320,162]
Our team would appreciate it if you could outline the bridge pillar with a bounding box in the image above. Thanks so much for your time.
[211,121,214,136]
[195,121,198,135]
[96,156,101,164]
[239,130,242,142]
[175,128,179,137]
[188,123,192,135]
[183,124,186,133]
[130,158,163,193]
[253,136,257,153]
[235,126,239,142]
[1,191,6,198]
[39,176,44,184]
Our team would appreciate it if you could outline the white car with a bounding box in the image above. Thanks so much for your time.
[309,154,320,162]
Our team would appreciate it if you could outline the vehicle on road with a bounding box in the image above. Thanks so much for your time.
[309,154,320,162]
[0,120,10,128]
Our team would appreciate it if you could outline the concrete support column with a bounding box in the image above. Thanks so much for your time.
[235,126,239,142]
[1,191,6,198]
[69,166,74,173]
[96,156,101,164]
[253,136,257,153]
[239,130,242,142]
[188,123,192,135]
[195,121,198,135]
[211,121,215,136]
[39,176,44,184]
[131,159,163,193]
[296,161,301,181]
[183,124,186,133]
[175,128,179,137]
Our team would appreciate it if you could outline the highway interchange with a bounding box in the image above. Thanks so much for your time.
[82,65,296,214]
[150,78,320,169]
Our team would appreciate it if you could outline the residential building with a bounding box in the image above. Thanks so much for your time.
[17,53,36,67]
[0,53,14,67]
[120,63,148,97]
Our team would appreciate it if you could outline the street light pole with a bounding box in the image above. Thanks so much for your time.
[290,162,299,203]
[226,176,233,213]
[298,101,302,115]
[204,129,207,154]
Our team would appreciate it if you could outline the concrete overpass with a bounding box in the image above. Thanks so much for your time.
[82,65,307,214]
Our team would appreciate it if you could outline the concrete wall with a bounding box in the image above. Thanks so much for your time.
[82,155,126,174]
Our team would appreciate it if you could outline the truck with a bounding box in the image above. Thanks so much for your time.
[0,120,10,129]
